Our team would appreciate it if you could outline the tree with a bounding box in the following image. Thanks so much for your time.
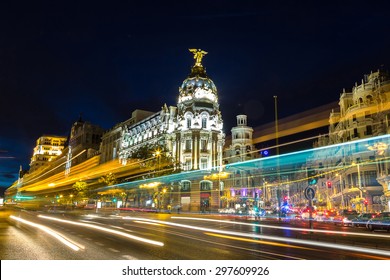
[99,173,117,186]
[131,143,176,175]
[73,181,88,200]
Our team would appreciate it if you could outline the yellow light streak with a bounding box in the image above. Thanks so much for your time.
[204,232,312,250]
[133,220,164,226]
[122,216,390,257]
[171,216,390,239]
[10,215,83,251]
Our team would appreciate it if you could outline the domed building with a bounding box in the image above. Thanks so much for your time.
[115,49,225,211]
[175,49,224,171]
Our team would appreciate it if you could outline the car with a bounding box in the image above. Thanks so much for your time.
[333,210,359,226]
[366,212,390,231]
[351,213,377,227]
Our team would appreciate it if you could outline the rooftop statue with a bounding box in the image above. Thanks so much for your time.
[189,49,208,67]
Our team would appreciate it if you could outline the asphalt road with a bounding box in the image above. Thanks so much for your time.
[1,207,389,260]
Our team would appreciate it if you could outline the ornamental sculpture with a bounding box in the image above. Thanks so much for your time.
[189,48,208,67]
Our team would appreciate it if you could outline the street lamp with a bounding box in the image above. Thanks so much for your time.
[352,161,365,212]
[274,96,281,221]
[335,173,344,210]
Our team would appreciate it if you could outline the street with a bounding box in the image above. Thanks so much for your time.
[1,207,389,260]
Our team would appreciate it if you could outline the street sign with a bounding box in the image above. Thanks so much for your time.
[304,186,315,200]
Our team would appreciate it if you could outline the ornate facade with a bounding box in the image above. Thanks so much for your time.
[311,70,390,212]
[224,115,256,164]
[118,49,225,172]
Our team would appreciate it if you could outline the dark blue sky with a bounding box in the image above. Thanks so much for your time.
[1,0,390,188]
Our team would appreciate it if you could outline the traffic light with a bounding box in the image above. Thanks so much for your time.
[364,199,368,206]
[327,181,332,188]
[307,168,317,185]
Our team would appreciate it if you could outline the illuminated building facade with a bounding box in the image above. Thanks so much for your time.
[116,49,225,211]
[29,135,67,173]
[312,70,390,212]
[224,115,256,164]
[100,109,155,164]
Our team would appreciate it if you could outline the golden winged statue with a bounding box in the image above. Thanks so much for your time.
[189,49,208,67]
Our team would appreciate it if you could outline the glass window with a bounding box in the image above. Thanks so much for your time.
[200,181,212,191]
[200,158,208,170]
[181,181,191,192]
[202,117,207,128]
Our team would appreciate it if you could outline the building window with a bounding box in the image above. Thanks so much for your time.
[200,158,208,170]
[185,139,191,151]
[187,118,191,128]
[200,139,207,152]
[184,158,192,171]
[200,181,212,191]
[202,117,207,128]
[364,170,381,186]
[366,125,372,135]
[181,181,191,192]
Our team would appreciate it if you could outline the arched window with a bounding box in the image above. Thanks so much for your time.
[181,181,191,192]
[200,181,212,191]
[202,117,207,128]
[187,117,191,128]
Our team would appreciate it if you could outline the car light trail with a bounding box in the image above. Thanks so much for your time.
[122,216,390,257]
[171,216,390,239]
[151,224,305,260]
[39,215,164,247]
[204,232,314,250]
[133,220,164,226]
[10,215,83,251]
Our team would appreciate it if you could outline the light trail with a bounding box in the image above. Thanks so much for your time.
[204,232,314,250]
[170,216,390,239]
[39,215,164,247]
[10,215,83,251]
[126,220,304,259]
[133,220,164,226]
[122,216,390,257]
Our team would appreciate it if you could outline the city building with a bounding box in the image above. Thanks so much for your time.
[309,69,390,212]
[6,118,104,199]
[29,135,67,173]
[116,49,225,211]
[100,109,155,164]
[224,115,257,164]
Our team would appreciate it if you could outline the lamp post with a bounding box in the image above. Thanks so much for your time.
[336,173,344,210]
[274,96,281,221]
[352,161,364,212]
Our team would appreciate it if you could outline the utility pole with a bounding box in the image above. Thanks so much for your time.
[274,96,281,222]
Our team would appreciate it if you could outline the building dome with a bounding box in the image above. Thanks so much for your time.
[179,74,218,97]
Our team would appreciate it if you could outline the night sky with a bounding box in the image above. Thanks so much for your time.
[1,0,390,189]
